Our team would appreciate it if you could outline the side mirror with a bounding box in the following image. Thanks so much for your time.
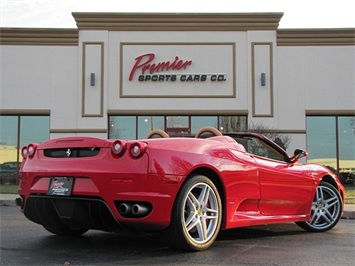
[291,149,308,163]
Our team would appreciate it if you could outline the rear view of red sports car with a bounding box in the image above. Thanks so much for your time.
[17,127,345,251]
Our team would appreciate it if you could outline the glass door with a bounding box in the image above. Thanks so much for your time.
[165,116,191,137]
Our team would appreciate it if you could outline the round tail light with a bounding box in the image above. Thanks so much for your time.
[22,144,37,159]
[21,146,28,159]
[27,144,37,157]
[130,142,146,158]
[112,140,127,156]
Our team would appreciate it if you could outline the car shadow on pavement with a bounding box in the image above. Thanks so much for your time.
[4,224,325,265]
[217,223,307,241]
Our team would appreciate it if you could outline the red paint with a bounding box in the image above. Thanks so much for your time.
[129,53,192,80]
[18,134,345,242]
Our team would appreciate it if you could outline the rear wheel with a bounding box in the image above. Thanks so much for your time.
[43,224,88,236]
[296,181,342,232]
[159,175,222,251]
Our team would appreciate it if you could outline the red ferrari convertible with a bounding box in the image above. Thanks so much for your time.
[17,127,345,251]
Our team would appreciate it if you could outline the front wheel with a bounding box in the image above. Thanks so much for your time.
[296,181,342,232]
[159,175,222,251]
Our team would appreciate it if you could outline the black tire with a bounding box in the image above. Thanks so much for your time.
[43,224,88,236]
[296,181,342,232]
[159,175,222,251]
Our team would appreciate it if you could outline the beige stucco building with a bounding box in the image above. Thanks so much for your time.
[0,12,354,182]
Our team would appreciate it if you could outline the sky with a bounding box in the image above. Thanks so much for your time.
[1,0,355,29]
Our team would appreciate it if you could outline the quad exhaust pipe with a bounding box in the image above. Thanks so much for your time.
[118,203,132,215]
[132,204,150,215]
[118,202,151,218]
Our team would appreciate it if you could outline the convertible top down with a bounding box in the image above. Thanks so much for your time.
[17,127,345,251]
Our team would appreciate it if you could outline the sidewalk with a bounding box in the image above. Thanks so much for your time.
[1,194,354,219]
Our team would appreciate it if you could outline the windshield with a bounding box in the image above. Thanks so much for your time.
[230,134,288,162]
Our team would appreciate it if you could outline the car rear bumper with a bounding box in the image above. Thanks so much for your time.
[18,171,182,231]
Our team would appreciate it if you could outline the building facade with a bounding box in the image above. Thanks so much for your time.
[0,12,354,184]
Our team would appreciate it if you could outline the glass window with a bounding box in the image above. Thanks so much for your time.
[338,116,355,185]
[306,116,337,169]
[0,116,18,167]
[166,116,189,128]
[20,116,50,147]
[219,116,247,132]
[137,116,164,139]
[0,116,18,146]
[165,116,190,137]
[109,116,136,140]
[109,115,247,139]
[307,116,355,186]
[0,115,49,184]
[191,116,217,135]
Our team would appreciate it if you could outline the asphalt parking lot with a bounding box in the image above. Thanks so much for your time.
[1,198,354,266]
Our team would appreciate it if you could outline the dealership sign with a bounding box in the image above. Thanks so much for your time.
[120,43,235,98]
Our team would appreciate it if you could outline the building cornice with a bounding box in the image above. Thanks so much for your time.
[277,28,355,46]
[72,12,284,31]
[1,14,354,47]
[0,109,51,115]
[107,109,249,116]
[306,110,355,116]
[0,28,78,46]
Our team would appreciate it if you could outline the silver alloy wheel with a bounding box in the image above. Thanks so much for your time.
[158,175,222,251]
[307,184,342,230]
[182,182,219,244]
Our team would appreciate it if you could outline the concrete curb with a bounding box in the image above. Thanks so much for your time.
[342,209,355,220]
[0,194,19,207]
[1,194,354,219]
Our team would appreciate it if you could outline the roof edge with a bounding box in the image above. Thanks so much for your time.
[277,28,355,46]
[0,28,78,46]
[72,12,284,31]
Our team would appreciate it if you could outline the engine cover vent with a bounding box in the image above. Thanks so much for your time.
[44,148,100,158]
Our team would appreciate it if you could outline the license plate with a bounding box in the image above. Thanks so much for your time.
[48,177,73,196]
